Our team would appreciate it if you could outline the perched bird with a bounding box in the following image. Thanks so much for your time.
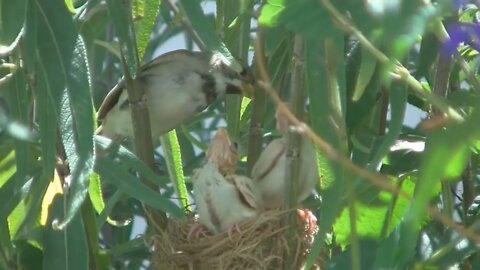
[96,50,254,141]
[192,128,263,234]
[251,107,318,209]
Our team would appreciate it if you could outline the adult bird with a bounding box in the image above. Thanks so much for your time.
[96,50,254,141]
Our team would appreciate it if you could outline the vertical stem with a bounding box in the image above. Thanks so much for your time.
[325,37,358,269]
[224,0,254,138]
[120,54,167,231]
[432,52,454,221]
[247,29,267,174]
[462,159,475,213]
[283,35,305,270]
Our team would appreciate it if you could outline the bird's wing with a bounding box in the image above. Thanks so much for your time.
[140,49,197,72]
[228,175,263,210]
[96,49,209,120]
[96,80,126,120]
[251,138,286,181]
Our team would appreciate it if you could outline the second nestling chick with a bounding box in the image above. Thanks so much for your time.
[192,128,264,234]
[251,106,319,209]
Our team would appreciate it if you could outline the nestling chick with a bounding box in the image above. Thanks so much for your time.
[192,128,264,234]
[96,50,254,141]
[251,107,318,209]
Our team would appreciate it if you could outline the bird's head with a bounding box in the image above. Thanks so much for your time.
[206,128,238,175]
[210,53,255,98]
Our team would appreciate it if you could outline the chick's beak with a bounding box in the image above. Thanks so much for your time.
[207,128,230,160]
[213,128,229,144]
[206,128,238,174]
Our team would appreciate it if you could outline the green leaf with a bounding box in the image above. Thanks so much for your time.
[258,0,285,26]
[17,0,79,237]
[11,173,46,239]
[326,239,379,270]
[178,0,228,54]
[160,130,190,211]
[305,36,348,267]
[15,241,44,269]
[43,195,89,270]
[96,190,126,229]
[352,48,377,101]
[0,0,26,48]
[0,143,16,187]
[88,173,105,216]
[3,69,36,187]
[95,155,183,218]
[133,0,161,61]
[416,33,439,78]
[56,37,95,230]
[106,0,139,75]
[0,172,35,236]
[368,83,408,170]
[95,136,169,187]
[334,177,415,246]
[372,215,419,269]
[413,108,480,216]
[276,0,360,40]
[64,0,75,13]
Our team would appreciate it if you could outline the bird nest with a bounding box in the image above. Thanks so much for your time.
[150,209,320,270]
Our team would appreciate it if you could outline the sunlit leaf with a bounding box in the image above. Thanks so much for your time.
[160,130,190,211]
[134,0,161,61]
[258,0,285,26]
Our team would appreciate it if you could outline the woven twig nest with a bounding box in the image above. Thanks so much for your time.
[150,209,320,270]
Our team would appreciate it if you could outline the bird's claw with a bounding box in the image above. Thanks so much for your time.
[226,223,242,241]
[187,223,209,240]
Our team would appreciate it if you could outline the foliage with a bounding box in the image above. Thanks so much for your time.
[1,0,480,269]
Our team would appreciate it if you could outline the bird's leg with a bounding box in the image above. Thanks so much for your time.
[187,223,209,240]
[226,223,242,241]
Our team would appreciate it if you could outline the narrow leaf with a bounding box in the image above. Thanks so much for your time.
[95,136,169,187]
[106,0,139,75]
[134,0,161,61]
[95,156,183,218]
[56,37,95,230]
[178,0,228,54]
[352,48,377,101]
[43,195,89,270]
[160,130,190,211]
